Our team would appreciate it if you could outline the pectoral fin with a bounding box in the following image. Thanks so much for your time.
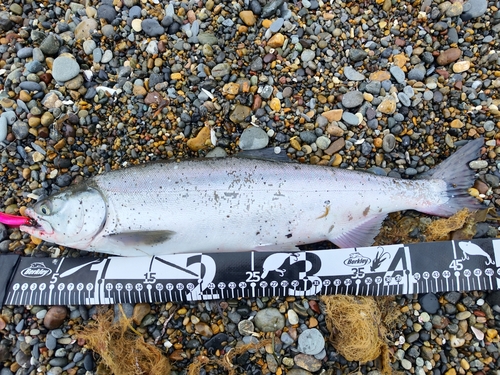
[331,214,387,248]
[105,230,176,246]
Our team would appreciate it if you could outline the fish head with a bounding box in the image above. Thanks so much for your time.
[21,184,107,248]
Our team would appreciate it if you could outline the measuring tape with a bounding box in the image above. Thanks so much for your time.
[1,238,498,306]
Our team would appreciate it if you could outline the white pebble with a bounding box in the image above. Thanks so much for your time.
[401,358,412,370]
[287,309,299,325]
[471,326,485,341]
[131,18,142,32]
[450,335,465,347]
[0,115,7,143]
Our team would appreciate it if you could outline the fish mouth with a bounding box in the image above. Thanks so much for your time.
[20,208,54,237]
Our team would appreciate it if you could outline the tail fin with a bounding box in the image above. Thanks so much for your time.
[418,138,484,216]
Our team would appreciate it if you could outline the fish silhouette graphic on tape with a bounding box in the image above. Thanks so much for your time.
[19,138,484,256]
[458,241,495,265]
[261,253,300,279]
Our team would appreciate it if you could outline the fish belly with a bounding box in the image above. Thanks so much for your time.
[88,158,446,255]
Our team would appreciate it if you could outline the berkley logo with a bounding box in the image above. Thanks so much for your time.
[343,253,370,267]
[21,262,52,278]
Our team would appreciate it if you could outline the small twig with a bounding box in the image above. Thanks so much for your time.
[154,305,177,345]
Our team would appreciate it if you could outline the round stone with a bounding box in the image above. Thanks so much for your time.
[141,19,164,37]
[131,19,142,32]
[297,328,324,355]
[288,309,299,325]
[97,4,116,23]
[12,121,29,140]
[390,65,406,83]
[382,134,396,152]
[342,91,364,108]
[469,160,488,169]
[315,136,331,150]
[301,49,315,63]
[43,306,67,330]
[52,56,80,82]
[408,64,426,81]
[342,111,360,126]
[253,308,285,332]
[239,126,269,150]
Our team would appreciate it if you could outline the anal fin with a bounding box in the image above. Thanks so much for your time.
[331,214,387,248]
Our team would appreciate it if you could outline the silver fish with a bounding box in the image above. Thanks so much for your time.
[21,138,483,256]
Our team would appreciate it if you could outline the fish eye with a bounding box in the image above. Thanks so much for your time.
[39,203,51,215]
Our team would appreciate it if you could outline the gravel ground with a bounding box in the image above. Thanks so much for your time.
[1,0,500,374]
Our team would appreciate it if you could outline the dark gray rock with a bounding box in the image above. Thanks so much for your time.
[19,81,42,91]
[419,293,440,314]
[204,333,229,350]
[55,174,72,187]
[250,56,263,71]
[0,12,12,31]
[365,81,381,95]
[299,131,317,144]
[342,91,364,108]
[17,47,34,59]
[39,34,61,55]
[408,64,426,81]
[142,19,164,37]
[461,0,488,20]
[25,61,43,73]
[349,48,367,62]
[12,121,29,140]
[129,5,141,18]
[250,0,262,14]
[97,4,117,23]
[261,0,284,18]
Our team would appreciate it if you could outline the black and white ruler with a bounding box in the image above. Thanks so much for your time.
[1,238,499,306]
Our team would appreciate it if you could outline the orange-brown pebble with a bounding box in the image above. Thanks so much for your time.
[322,109,343,122]
[262,19,272,28]
[269,98,281,111]
[436,48,462,65]
[43,306,67,329]
[267,33,285,48]
[369,71,391,81]
[132,303,151,325]
[187,126,211,151]
[239,10,256,26]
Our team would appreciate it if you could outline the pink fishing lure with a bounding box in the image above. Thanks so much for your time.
[0,212,31,226]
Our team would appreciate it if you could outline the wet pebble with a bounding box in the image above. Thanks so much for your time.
[43,307,67,329]
[254,308,285,332]
[141,19,164,37]
[342,91,364,108]
[52,56,80,82]
[297,328,324,355]
[344,66,365,81]
[419,294,440,314]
